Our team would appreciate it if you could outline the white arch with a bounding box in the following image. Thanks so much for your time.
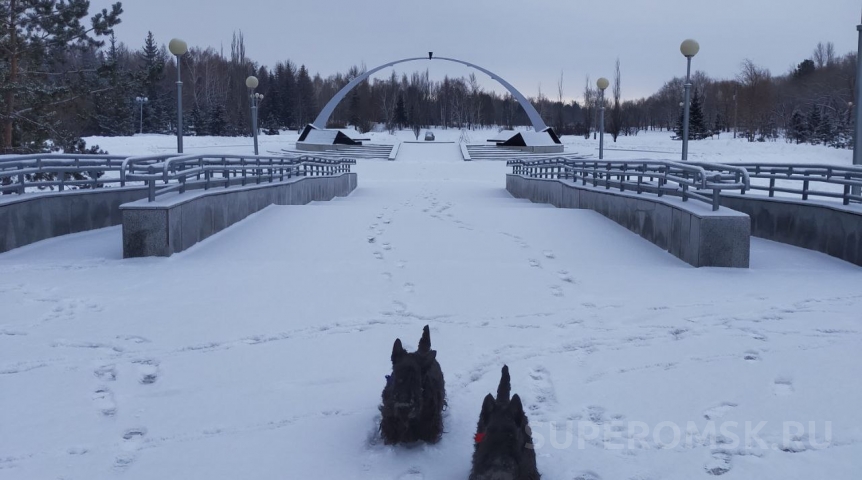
[311,56,548,132]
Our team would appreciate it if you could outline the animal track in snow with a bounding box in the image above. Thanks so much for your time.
[94,364,117,382]
[550,286,563,297]
[93,387,117,417]
[397,467,424,480]
[528,259,541,268]
[115,428,147,471]
[542,250,555,259]
[373,251,384,260]
[743,350,761,362]
[382,242,392,251]
[703,402,737,420]
[573,472,603,480]
[773,377,794,396]
[367,236,376,244]
[557,270,575,283]
[403,283,415,293]
[704,452,732,475]
[133,359,160,385]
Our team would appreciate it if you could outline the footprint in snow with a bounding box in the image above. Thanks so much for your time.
[703,402,737,420]
[93,387,117,417]
[773,377,794,396]
[704,452,732,476]
[528,259,541,268]
[133,359,160,385]
[542,250,555,259]
[397,467,424,480]
[373,252,384,260]
[557,270,574,283]
[382,243,392,251]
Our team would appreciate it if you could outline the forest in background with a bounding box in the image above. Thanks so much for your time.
[0,1,857,154]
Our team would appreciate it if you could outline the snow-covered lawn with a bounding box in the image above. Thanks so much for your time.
[1,134,860,479]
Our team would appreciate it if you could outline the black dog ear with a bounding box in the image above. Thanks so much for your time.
[496,365,511,404]
[391,338,406,363]
[479,393,495,426]
[509,394,526,427]
[418,325,431,353]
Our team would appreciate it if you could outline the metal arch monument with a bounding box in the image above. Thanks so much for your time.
[301,53,556,141]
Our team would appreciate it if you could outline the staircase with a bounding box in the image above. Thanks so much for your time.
[464,144,583,161]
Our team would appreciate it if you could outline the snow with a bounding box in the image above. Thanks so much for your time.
[1,130,861,479]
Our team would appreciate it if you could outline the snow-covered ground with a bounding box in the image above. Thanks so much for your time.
[1,132,860,479]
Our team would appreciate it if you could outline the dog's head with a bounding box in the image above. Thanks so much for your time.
[472,366,532,475]
[383,325,437,421]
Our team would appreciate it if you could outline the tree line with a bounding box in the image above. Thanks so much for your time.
[0,1,857,154]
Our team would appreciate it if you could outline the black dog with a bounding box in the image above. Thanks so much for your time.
[470,365,540,480]
[379,325,446,445]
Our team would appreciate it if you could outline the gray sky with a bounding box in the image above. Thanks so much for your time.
[92,0,860,101]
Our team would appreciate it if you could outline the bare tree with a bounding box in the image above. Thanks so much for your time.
[583,75,594,138]
[610,58,622,141]
[813,42,827,69]
[556,70,565,133]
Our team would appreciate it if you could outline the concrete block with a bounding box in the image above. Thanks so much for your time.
[122,209,169,257]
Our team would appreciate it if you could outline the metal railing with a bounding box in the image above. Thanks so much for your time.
[508,157,750,211]
[1,152,355,202]
[726,163,862,206]
[0,154,131,195]
[123,153,356,202]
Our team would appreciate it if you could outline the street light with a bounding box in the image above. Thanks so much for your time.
[134,96,148,134]
[596,77,609,160]
[853,13,862,196]
[246,76,261,155]
[680,39,700,161]
[168,38,188,154]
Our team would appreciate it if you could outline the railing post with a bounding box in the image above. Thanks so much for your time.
[769,177,775,197]
[682,183,688,202]
[802,173,809,201]
[712,188,720,211]
[147,165,155,201]
[844,173,851,205]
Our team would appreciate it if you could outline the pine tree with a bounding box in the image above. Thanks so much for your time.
[139,32,168,133]
[789,111,807,144]
[296,65,317,127]
[688,90,708,139]
[90,35,135,136]
[190,104,207,136]
[807,107,821,144]
[208,104,228,136]
[395,94,407,130]
[1,0,123,151]
[817,111,836,146]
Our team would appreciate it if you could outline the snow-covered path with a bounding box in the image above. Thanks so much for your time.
[1,144,861,479]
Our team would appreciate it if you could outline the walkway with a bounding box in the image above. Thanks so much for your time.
[0,149,860,479]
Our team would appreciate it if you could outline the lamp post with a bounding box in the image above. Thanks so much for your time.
[596,77,609,159]
[246,76,261,155]
[168,38,188,154]
[680,39,700,161]
[853,13,862,196]
[134,96,148,134]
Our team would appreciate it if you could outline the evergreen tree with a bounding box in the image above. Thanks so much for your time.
[789,111,807,144]
[688,90,708,139]
[190,104,207,136]
[807,107,821,144]
[296,65,317,126]
[139,31,168,133]
[817,111,836,146]
[90,35,135,136]
[208,104,228,136]
[395,94,407,129]
[1,0,123,151]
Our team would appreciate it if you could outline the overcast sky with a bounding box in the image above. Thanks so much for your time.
[91,0,860,101]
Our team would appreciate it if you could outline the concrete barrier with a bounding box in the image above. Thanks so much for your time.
[121,173,357,258]
[720,193,862,266]
[0,187,149,254]
[507,175,750,268]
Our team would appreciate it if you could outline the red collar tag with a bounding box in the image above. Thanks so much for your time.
[474,432,485,443]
